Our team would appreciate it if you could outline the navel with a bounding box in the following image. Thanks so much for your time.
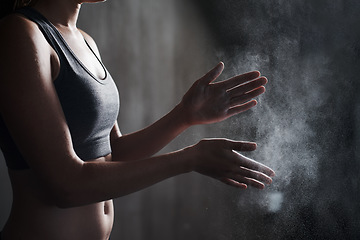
[104,201,110,215]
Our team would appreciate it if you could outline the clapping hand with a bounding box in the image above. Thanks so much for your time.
[181,62,267,125]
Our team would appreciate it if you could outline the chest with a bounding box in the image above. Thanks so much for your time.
[51,30,106,81]
[50,30,120,149]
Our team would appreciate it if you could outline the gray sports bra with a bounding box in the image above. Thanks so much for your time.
[0,7,120,169]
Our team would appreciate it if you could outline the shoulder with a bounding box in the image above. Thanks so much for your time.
[1,13,43,43]
[79,29,102,58]
[0,13,54,103]
[0,13,53,60]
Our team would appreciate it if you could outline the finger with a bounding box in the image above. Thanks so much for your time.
[223,139,257,152]
[227,100,258,116]
[229,87,266,106]
[235,166,273,185]
[219,177,247,189]
[224,150,275,181]
[234,153,276,177]
[225,172,266,189]
[237,176,266,189]
[216,71,261,89]
[227,77,267,98]
[199,62,224,85]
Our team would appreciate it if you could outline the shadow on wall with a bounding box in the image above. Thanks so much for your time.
[1,1,360,240]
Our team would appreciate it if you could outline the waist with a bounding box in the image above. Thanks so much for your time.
[3,156,114,240]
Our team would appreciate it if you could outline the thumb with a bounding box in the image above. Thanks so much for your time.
[199,62,224,85]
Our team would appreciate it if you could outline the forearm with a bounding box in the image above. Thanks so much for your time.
[55,148,192,208]
[111,103,190,161]
[53,103,190,207]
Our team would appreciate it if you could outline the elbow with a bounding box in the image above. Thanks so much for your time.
[49,162,98,209]
[48,166,87,208]
[40,159,106,208]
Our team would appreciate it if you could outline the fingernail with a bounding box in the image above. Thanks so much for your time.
[240,184,247,189]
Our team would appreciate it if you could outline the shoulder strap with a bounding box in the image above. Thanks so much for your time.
[15,7,66,61]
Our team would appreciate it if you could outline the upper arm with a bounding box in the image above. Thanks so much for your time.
[0,16,82,184]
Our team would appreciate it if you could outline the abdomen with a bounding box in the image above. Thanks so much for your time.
[3,169,114,240]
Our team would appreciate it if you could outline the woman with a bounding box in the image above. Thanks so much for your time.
[0,0,275,239]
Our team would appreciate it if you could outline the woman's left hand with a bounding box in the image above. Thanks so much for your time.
[180,62,268,125]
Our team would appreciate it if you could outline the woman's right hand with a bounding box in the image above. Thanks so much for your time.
[186,138,275,189]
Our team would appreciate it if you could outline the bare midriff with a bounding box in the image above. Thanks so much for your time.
[2,155,114,240]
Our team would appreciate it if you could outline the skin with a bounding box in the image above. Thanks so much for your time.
[0,0,275,239]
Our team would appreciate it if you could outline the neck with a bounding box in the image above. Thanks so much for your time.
[33,0,81,30]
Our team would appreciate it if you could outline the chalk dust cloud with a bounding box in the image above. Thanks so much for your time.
[198,0,360,239]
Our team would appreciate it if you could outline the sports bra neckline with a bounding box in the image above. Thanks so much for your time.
[25,7,110,84]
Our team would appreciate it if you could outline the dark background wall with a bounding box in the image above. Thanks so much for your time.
[1,1,360,239]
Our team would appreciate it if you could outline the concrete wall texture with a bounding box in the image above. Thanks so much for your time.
[1,1,360,239]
